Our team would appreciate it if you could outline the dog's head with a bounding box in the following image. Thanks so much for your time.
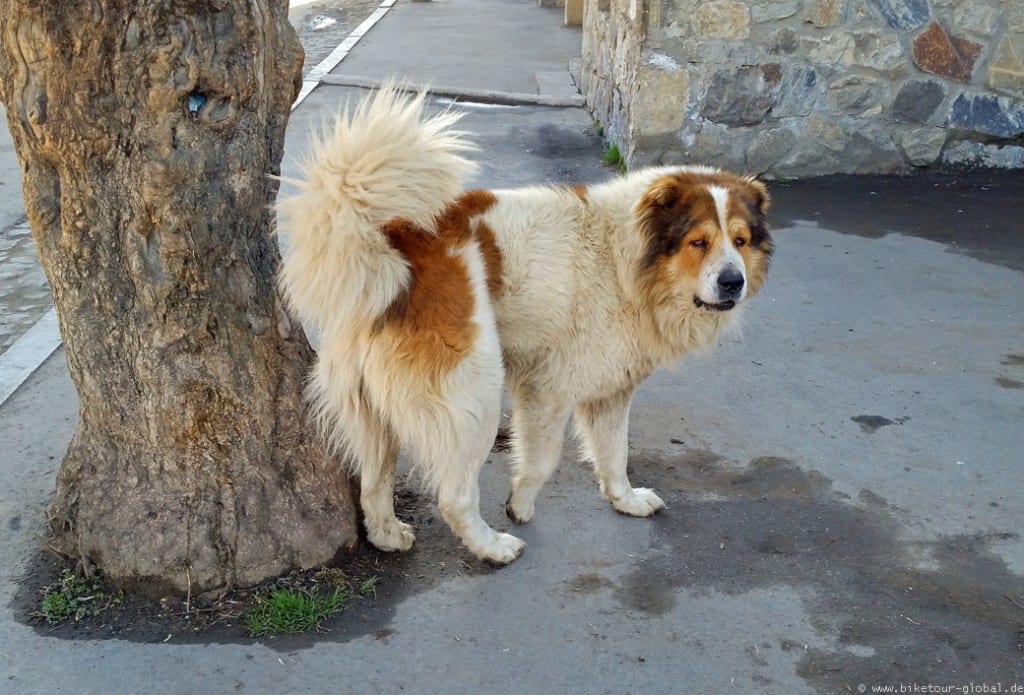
[635,169,773,315]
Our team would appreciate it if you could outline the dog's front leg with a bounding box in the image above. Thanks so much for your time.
[575,390,665,517]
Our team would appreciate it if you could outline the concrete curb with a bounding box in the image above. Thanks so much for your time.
[0,308,60,407]
[318,73,586,107]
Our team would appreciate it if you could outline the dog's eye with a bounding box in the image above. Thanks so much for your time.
[690,239,707,250]
[734,238,747,248]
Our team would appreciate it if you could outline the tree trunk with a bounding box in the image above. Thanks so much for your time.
[0,0,358,596]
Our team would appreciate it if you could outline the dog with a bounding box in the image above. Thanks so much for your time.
[277,85,772,564]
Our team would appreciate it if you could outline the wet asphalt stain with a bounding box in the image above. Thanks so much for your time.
[769,171,1024,272]
[565,572,615,595]
[516,123,606,184]
[8,515,21,531]
[997,355,1024,390]
[851,415,910,433]
[527,124,599,161]
[574,451,1024,691]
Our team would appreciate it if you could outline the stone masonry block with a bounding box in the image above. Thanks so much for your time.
[988,34,1024,96]
[943,141,1024,169]
[912,21,981,83]
[632,57,689,136]
[867,0,929,31]
[947,93,1024,138]
[745,127,798,174]
[951,2,999,36]
[849,31,904,74]
[805,31,855,65]
[844,123,905,172]
[1010,4,1024,33]
[774,64,821,117]
[827,74,888,117]
[806,0,845,28]
[693,1,750,39]
[753,1,802,23]
[701,64,782,126]
[890,79,947,123]
[900,126,947,165]
[768,27,800,55]
[808,113,848,151]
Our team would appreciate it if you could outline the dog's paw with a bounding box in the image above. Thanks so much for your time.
[611,488,665,517]
[505,491,535,525]
[475,532,527,565]
[367,518,416,552]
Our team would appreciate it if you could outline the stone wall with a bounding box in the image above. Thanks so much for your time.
[579,0,1024,176]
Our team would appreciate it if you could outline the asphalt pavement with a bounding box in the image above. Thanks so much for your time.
[1,0,1023,693]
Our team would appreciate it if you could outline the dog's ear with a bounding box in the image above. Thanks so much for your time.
[636,175,691,270]
[742,177,773,253]
[744,177,770,214]
[643,175,682,211]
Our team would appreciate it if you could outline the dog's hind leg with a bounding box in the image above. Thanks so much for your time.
[575,390,664,517]
[348,402,416,552]
[505,388,572,524]
[423,345,525,564]
[386,337,524,563]
[435,422,526,565]
[435,361,527,564]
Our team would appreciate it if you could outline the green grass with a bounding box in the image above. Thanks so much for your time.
[247,587,347,637]
[602,143,627,173]
[594,121,605,137]
[40,569,121,625]
[359,575,380,599]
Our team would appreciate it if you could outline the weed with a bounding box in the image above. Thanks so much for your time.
[359,575,380,598]
[602,143,627,173]
[40,591,73,624]
[40,569,121,625]
[594,121,605,137]
[247,587,346,637]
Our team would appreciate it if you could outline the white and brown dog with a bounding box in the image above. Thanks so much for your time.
[277,85,772,564]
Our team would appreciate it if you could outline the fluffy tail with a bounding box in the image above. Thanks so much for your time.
[276,82,478,337]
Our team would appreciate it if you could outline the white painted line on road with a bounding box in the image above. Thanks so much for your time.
[0,307,61,407]
[292,0,396,110]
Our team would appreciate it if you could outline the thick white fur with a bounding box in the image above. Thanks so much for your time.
[277,86,756,564]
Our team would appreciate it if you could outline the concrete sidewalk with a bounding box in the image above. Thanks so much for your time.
[3,0,1024,693]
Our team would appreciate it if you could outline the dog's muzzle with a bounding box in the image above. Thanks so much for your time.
[695,267,745,311]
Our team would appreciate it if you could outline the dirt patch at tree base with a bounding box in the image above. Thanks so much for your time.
[11,486,496,647]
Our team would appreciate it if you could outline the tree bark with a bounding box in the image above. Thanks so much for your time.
[0,0,357,596]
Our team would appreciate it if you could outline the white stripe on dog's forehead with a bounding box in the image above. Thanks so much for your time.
[707,185,730,233]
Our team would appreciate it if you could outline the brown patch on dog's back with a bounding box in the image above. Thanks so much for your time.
[439,190,498,240]
[438,188,502,298]
[474,220,504,298]
[380,224,477,380]
[375,190,499,380]
[571,184,588,203]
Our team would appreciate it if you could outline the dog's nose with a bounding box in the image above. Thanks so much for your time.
[717,268,745,297]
